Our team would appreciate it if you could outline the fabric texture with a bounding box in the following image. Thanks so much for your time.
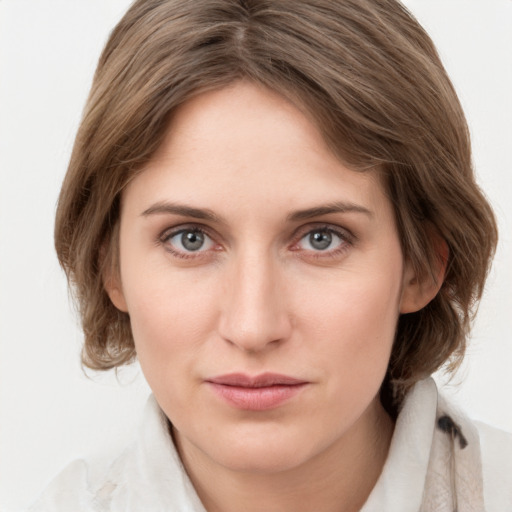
[28,378,512,511]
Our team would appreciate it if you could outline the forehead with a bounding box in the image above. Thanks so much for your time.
[122,81,390,222]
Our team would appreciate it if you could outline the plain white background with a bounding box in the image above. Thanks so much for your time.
[0,1,511,510]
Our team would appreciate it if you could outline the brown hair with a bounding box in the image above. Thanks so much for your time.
[55,0,497,398]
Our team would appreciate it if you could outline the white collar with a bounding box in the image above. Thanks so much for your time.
[361,378,438,511]
[101,377,484,511]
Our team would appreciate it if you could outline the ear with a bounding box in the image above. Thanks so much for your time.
[399,234,449,314]
[101,241,129,313]
[104,269,129,313]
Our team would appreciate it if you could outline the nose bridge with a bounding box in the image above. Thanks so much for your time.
[219,246,290,351]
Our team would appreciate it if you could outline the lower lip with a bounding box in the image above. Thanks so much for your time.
[207,383,307,411]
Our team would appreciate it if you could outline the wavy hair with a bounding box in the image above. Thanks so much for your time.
[55,0,497,400]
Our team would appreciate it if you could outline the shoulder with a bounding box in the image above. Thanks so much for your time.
[435,386,512,511]
[27,443,152,512]
[26,424,145,512]
[26,395,205,511]
[27,436,146,512]
[27,459,98,512]
[475,421,512,510]
[378,378,512,512]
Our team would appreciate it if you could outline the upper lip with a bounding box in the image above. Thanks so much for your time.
[206,373,307,388]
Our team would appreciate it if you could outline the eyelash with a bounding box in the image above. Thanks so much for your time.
[158,223,354,260]
[159,224,218,260]
[291,224,353,259]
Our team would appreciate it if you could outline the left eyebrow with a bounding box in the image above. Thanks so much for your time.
[286,201,374,222]
[141,201,223,223]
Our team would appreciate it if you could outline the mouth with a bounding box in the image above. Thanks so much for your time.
[205,373,309,411]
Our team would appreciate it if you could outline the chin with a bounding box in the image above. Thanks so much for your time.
[213,442,309,474]
[188,422,328,475]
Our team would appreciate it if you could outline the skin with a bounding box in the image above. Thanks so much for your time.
[106,81,441,512]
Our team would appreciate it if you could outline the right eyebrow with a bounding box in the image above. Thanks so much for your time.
[286,201,373,222]
[141,201,223,223]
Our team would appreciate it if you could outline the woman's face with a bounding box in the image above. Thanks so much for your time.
[109,81,421,473]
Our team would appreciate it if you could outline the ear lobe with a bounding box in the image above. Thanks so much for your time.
[104,272,129,313]
[399,236,449,314]
[101,241,128,313]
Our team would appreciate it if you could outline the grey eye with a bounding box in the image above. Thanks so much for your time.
[298,228,345,252]
[181,231,204,251]
[309,231,332,250]
[168,229,214,253]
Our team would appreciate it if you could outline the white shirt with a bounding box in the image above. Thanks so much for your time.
[28,378,512,511]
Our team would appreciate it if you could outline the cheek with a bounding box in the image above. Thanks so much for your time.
[295,277,399,426]
[121,265,219,385]
[297,267,402,381]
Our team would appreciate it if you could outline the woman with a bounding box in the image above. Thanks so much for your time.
[29,0,511,510]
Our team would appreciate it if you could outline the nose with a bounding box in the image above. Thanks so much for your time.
[218,250,292,353]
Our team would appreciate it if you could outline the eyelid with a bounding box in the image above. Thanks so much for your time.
[291,222,354,245]
[160,222,215,240]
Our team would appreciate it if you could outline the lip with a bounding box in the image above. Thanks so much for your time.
[205,373,309,411]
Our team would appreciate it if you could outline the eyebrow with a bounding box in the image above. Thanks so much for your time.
[141,200,373,223]
[141,201,221,222]
[286,201,373,221]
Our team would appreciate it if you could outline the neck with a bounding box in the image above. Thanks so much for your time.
[175,397,394,512]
